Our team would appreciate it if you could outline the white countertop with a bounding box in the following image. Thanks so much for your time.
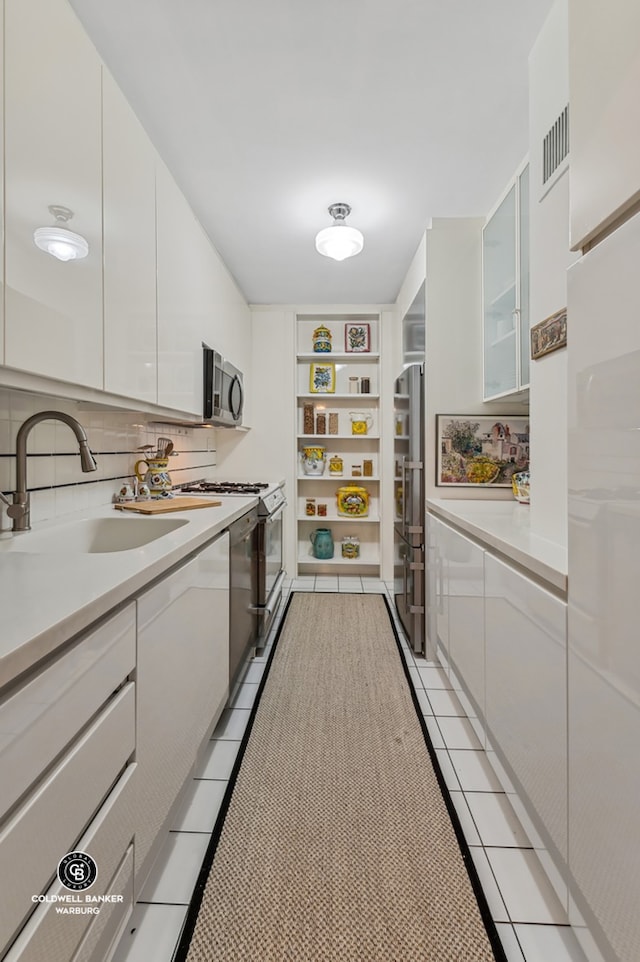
[0,496,258,690]
[426,498,568,593]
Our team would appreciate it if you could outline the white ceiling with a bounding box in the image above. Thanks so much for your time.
[69,0,553,306]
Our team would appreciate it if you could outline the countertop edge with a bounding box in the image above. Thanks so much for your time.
[426,498,568,594]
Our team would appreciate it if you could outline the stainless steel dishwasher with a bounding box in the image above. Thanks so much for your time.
[228,506,259,698]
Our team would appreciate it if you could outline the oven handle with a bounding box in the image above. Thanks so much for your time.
[263,501,287,524]
[250,569,286,616]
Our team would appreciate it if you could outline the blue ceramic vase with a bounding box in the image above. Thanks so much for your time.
[309,528,334,560]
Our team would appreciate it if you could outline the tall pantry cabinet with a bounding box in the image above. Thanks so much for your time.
[568,3,640,962]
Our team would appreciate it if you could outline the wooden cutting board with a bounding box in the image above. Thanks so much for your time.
[115,496,222,514]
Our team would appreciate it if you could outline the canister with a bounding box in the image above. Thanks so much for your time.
[305,497,316,516]
[336,485,369,517]
[329,454,344,476]
[342,535,360,559]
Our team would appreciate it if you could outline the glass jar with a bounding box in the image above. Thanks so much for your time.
[341,535,360,559]
[329,454,344,476]
[305,498,316,516]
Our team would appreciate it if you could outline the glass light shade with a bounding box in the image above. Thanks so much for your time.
[315,224,364,261]
[33,226,89,261]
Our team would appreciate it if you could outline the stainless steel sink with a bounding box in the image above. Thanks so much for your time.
[0,516,189,553]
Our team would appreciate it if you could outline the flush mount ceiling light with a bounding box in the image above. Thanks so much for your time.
[315,203,364,261]
[33,205,89,262]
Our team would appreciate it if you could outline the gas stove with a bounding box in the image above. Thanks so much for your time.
[177,479,286,518]
[179,480,270,496]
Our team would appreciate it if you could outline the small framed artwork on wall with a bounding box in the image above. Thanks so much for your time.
[344,323,370,353]
[530,308,567,360]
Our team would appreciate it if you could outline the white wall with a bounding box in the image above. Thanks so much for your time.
[528,0,578,546]
[0,387,217,530]
[424,218,519,501]
[215,307,297,570]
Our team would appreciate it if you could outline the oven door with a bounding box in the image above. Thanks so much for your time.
[254,501,286,646]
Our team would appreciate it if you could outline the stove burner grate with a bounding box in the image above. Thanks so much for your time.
[180,481,270,495]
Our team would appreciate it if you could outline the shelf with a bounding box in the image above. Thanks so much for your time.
[298,545,380,566]
[297,433,380,440]
[298,512,380,523]
[489,328,516,348]
[297,474,380,482]
[297,393,380,400]
[297,352,380,361]
[486,280,516,309]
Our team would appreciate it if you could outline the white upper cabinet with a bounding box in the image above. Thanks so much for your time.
[4,0,103,388]
[102,69,157,404]
[569,0,640,249]
[482,162,530,401]
[156,161,214,415]
[0,5,4,366]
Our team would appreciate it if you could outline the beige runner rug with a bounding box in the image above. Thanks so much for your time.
[177,593,506,962]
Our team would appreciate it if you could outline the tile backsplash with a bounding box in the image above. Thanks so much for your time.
[0,387,217,530]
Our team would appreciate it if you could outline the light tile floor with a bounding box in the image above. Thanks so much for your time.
[112,578,589,962]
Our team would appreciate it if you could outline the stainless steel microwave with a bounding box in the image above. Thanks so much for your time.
[203,346,244,427]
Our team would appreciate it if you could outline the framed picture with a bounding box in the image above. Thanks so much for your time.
[436,415,530,487]
[531,308,567,360]
[309,362,336,394]
[344,323,370,353]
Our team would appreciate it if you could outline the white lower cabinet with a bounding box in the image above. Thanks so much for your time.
[446,529,485,731]
[428,516,485,729]
[0,684,135,956]
[0,604,136,818]
[484,553,568,861]
[428,511,568,867]
[134,532,230,887]
[4,767,136,962]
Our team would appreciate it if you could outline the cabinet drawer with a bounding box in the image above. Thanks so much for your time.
[2,764,136,962]
[0,684,135,955]
[71,846,133,962]
[0,604,135,818]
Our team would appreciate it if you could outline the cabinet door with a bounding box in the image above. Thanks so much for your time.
[518,164,530,389]
[569,0,640,249]
[483,184,517,399]
[484,554,567,860]
[427,516,449,667]
[156,161,214,415]
[447,527,485,726]
[0,6,4,366]
[135,532,229,885]
[4,0,103,388]
[103,70,157,403]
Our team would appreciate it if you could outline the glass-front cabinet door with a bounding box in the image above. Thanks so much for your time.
[483,184,517,398]
[482,160,530,401]
[518,164,530,390]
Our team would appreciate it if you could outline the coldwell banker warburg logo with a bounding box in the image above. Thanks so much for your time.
[57,852,98,891]
[31,852,123,916]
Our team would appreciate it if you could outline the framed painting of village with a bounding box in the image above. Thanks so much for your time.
[436,415,530,486]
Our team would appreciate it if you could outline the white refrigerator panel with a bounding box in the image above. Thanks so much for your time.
[567,210,640,962]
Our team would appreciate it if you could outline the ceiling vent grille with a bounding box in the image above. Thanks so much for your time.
[543,104,569,185]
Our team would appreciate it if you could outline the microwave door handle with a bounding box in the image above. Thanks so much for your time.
[230,374,244,420]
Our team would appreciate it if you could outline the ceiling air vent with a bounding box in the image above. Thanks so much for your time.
[542,104,569,186]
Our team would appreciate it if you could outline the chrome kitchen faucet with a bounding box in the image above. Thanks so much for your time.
[9,411,98,532]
